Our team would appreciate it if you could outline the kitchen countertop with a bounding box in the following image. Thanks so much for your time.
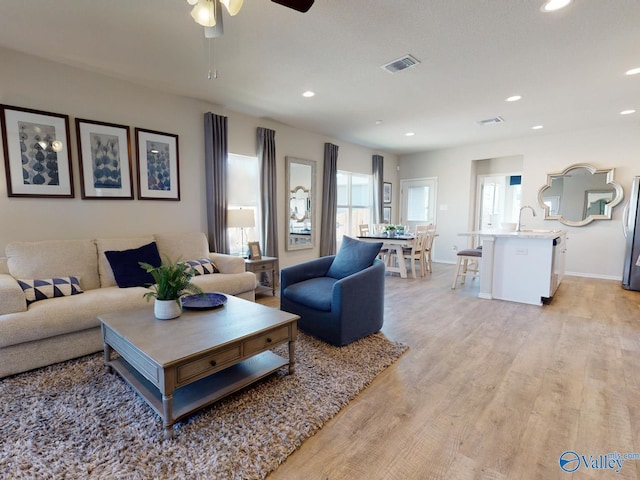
[459,229,566,239]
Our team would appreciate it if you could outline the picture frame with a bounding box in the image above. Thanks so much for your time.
[383,182,392,204]
[248,241,262,260]
[383,206,391,224]
[76,118,133,199]
[135,128,180,201]
[0,104,74,198]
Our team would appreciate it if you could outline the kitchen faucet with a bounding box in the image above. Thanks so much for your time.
[516,205,537,232]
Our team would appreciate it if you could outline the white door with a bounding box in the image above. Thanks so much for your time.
[400,177,437,230]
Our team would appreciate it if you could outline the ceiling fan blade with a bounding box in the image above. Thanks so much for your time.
[271,0,314,13]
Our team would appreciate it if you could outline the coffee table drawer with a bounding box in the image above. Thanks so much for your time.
[177,346,242,384]
[244,326,290,356]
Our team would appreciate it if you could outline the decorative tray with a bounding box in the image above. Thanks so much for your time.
[181,292,227,310]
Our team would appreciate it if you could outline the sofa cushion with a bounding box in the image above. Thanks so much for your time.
[104,242,162,288]
[184,258,218,275]
[0,286,151,349]
[154,232,209,262]
[326,236,383,280]
[96,236,155,287]
[282,277,338,312]
[5,239,100,291]
[17,276,83,305]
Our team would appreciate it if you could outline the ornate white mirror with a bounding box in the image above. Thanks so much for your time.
[286,157,315,250]
[537,163,624,226]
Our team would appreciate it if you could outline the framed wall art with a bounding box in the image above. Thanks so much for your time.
[135,128,180,201]
[248,241,262,260]
[0,104,74,198]
[383,182,392,204]
[76,118,133,199]
[383,206,391,224]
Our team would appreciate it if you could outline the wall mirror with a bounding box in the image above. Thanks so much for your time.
[537,163,624,226]
[286,157,315,250]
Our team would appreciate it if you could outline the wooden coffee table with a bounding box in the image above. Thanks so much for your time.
[99,295,299,439]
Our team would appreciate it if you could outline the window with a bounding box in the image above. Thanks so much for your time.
[227,154,259,256]
[400,177,437,228]
[336,171,372,245]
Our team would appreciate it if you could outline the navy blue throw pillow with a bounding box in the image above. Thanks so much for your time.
[104,242,162,288]
[326,236,383,280]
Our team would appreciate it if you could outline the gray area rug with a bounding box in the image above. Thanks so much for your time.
[1,332,407,479]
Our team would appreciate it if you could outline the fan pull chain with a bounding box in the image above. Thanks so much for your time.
[208,38,218,80]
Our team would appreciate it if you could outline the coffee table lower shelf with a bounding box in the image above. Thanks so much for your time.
[108,351,288,435]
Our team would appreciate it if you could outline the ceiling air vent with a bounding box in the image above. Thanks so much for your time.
[477,116,505,125]
[381,54,420,73]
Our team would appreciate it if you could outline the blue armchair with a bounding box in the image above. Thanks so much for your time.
[280,237,385,346]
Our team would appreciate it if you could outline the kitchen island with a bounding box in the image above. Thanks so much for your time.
[459,229,567,306]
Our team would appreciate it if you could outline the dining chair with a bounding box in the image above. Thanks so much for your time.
[401,233,429,278]
[422,231,435,274]
[373,223,387,235]
[358,224,370,236]
[416,224,436,235]
[451,247,482,289]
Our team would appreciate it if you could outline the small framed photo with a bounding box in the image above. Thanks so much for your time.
[383,206,391,224]
[1,104,74,198]
[248,241,262,260]
[76,118,133,199]
[135,128,180,201]
[383,182,392,204]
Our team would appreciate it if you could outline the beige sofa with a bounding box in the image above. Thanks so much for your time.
[0,232,257,378]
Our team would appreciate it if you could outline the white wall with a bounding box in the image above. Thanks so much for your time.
[400,125,640,279]
[0,47,397,268]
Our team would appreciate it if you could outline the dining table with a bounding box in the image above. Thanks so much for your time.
[357,234,416,278]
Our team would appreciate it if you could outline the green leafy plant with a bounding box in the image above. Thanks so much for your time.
[384,224,397,231]
[139,256,203,304]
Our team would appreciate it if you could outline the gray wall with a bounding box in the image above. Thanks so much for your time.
[0,47,398,268]
[400,127,640,279]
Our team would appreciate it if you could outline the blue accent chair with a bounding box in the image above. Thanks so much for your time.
[280,237,385,346]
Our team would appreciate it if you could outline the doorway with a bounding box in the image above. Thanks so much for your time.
[473,155,523,231]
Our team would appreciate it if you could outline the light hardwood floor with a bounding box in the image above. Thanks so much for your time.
[258,262,640,480]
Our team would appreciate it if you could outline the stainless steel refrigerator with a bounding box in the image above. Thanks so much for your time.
[623,176,640,291]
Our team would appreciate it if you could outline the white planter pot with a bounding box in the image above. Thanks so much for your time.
[154,299,182,320]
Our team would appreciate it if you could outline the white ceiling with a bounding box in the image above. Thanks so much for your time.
[0,0,639,155]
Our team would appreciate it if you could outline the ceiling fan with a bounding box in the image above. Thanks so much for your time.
[187,0,314,37]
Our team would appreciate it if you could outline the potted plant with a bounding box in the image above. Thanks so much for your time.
[139,257,203,320]
[384,224,397,237]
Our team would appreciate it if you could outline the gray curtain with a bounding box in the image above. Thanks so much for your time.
[257,127,278,258]
[204,112,229,254]
[320,143,339,256]
[372,155,384,223]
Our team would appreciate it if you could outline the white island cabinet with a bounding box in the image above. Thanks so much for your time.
[460,230,567,306]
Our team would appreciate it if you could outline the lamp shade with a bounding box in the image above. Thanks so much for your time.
[228,208,255,228]
[221,0,243,16]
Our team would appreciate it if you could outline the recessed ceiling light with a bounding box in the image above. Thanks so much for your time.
[626,67,640,76]
[621,109,636,115]
[540,0,571,12]
[506,95,522,102]
[405,132,415,137]
[375,120,383,125]
[532,125,544,130]
[302,91,315,98]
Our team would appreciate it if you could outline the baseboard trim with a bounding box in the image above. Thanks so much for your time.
[565,272,622,282]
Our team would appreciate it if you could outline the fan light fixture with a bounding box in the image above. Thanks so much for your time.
[541,0,571,12]
[188,0,243,37]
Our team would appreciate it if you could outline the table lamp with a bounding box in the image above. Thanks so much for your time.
[228,208,255,257]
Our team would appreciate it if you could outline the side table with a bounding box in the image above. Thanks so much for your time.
[245,256,278,296]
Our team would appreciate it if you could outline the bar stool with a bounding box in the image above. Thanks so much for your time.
[451,247,482,289]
